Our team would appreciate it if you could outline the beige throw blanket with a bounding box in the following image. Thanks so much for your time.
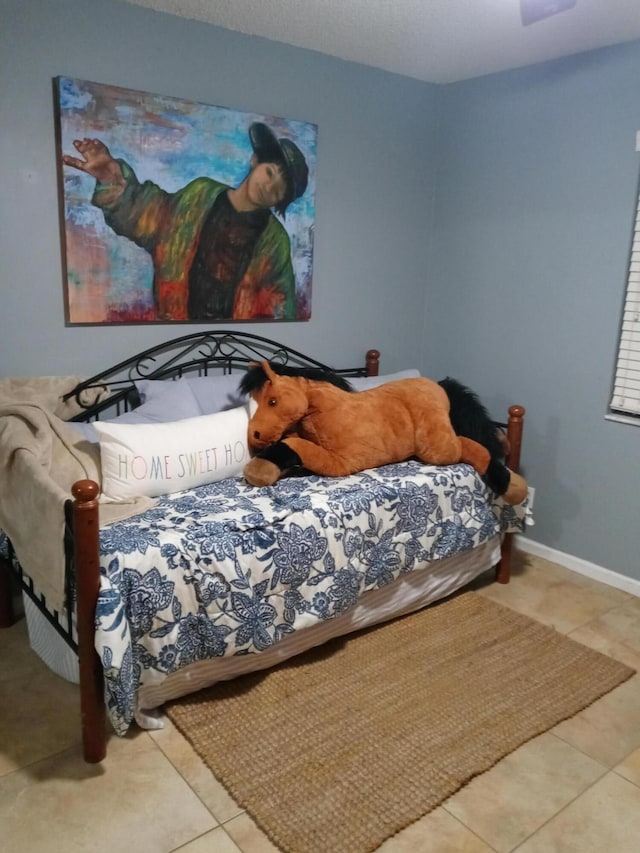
[0,378,153,612]
[0,375,101,420]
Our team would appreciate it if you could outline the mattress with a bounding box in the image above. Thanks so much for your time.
[9,459,527,736]
[134,535,502,729]
[20,535,502,728]
[96,460,526,735]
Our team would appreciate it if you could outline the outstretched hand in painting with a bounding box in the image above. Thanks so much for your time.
[62,138,127,191]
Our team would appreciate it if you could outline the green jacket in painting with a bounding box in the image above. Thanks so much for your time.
[92,161,296,321]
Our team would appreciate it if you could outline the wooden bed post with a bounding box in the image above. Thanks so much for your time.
[365,349,380,377]
[504,405,525,474]
[496,404,526,585]
[72,479,107,763]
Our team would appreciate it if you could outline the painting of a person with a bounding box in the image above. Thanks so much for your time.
[62,122,309,321]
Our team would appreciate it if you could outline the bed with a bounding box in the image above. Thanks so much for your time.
[0,331,528,763]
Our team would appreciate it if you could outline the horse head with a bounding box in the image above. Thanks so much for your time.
[245,361,311,450]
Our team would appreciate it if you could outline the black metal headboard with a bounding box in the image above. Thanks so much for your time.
[64,331,380,422]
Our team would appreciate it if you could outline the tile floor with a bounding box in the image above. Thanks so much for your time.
[2,550,640,852]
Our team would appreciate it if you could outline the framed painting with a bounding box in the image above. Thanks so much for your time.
[54,77,317,325]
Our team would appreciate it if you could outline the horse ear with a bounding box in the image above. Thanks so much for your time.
[261,360,278,383]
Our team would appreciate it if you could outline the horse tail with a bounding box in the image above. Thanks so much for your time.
[438,377,504,459]
[438,377,521,500]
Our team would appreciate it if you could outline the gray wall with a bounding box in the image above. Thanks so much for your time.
[2,0,639,582]
[0,0,438,375]
[428,42,640,581]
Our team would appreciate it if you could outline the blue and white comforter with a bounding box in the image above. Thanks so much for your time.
[95,460,527,735]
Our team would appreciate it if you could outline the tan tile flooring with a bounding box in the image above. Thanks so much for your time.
[2,550,640,852]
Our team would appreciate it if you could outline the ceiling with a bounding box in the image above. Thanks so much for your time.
[123,0,640,84]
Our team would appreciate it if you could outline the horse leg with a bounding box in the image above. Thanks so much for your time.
[487,462,528,504]
[243,436,354,486]
[414,413,463,466]
[284,436,355,477]
[458,436,491,475]
[243,441,303,487]
[459,436,527,505]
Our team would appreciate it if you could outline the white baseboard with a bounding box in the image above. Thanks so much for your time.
[515,535,640,598]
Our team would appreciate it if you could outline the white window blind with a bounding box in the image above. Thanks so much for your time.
[610,175,640,418]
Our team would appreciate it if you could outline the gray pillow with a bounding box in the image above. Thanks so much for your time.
[134,374,247,415]
[133,378,202,420]
[68,379,202,443]
[182,375,247,414]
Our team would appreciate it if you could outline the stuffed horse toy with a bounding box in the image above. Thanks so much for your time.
[240,362,527,505]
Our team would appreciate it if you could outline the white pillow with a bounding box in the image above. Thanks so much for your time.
[350,369,420,391]
[94,405,251,500]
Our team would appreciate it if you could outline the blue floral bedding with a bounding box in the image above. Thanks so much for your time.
[94,460,527,735]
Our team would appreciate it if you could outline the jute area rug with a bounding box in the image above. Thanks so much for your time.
[166,592,634,853]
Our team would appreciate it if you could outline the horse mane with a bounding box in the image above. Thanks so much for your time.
[239,362,354,396]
